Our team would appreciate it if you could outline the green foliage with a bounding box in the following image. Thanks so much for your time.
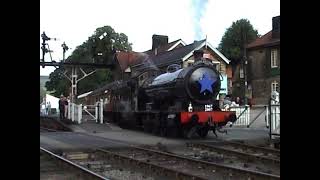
[45,25,132,97]
[218,19,259,64]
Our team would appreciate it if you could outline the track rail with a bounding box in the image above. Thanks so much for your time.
[96,148,206,180]
[187,142,280,165]
[40,147,108,180]
[40,127,58,132]
[98,146,280,180]
[212,140,280,155]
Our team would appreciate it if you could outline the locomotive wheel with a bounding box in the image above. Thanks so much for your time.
[143,114,153,133]
[182,128,191,139]
[197,128,209,138]
[159,115,168,137]
[160,127,167,137]
[143,120,152,133]
[151,114,160,135]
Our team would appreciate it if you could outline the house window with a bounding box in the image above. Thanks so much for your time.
[271,81,279,92]
[271,49,278,68]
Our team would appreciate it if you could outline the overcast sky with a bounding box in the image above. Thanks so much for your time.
[40,0,280,76]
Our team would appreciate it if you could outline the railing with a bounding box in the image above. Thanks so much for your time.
[67,99,103,124]
[67,103,82,124]
[268,102,280,140]
[228,105,251,126]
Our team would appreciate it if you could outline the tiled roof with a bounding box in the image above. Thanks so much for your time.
[144,39,182,56]
[115,51,149,71]
[246,31,280,49]
[137,40,206,70]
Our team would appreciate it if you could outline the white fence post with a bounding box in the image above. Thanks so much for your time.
[265,105,269,127]
[71,103,75,122]
[78,104,82,124]
[68,100,71,119]
[100,99,103,124]
[95,102,98,123]
[245,105,250,126]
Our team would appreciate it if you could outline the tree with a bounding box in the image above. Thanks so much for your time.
[218,19,259,65]
[45,26,132,97]
[40,84,46,103]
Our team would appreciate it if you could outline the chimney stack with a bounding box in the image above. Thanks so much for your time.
[193,50,204,62]
[272,16,280,39]
[152,35,168,50]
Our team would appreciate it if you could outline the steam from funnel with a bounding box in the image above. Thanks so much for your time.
[191,0,209,40]
[140,52,160,71]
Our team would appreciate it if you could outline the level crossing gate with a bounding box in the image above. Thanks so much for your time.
[67,99,104,124]
[224,99,280,141]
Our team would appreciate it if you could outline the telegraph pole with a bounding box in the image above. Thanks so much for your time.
[40,31,114,104]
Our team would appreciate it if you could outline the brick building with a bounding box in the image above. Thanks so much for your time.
[246,16,280,105]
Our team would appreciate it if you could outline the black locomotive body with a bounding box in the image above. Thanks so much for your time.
[100,54,237,138]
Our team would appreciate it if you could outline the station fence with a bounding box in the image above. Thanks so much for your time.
[67,99,104,124]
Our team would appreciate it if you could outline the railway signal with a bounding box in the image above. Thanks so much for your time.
[61,42,69,62]
[41,31,57,68]
[40,31,115,103]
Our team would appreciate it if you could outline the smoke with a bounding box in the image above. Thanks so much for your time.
[191,0,209,40]
[139,52,160,71]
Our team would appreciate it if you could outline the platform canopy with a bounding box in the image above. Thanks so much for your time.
[77,91,92,99]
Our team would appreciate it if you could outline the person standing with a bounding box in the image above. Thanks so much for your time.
[235,97,243,106]
[64,96,69,119]
[47,102,51,115]
[223,95,232,110]
[59,95,65,120]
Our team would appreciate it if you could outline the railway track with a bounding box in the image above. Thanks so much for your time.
[40,147,107,180]
[183,142,279,176]
[40,127,58,132]
[197,140,280,161]
[98,146,280,180]
[40,128,280,179]
[187,142,280,165]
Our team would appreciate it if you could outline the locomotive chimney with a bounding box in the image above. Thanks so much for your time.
[193,50,204,62]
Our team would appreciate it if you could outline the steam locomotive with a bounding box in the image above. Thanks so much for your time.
[98,50,237,138]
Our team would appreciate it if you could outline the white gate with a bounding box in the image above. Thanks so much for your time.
[67,103,82,124]
[67,99,103,124]
[227,105,251,127]
[266,103,280,140]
